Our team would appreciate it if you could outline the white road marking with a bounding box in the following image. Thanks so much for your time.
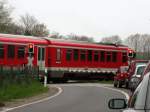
[1,84,130,112]
[56,84,130,100]
[96,85,130,100]
[1,86,63,112]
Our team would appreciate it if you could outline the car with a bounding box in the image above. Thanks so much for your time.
[108,71,150,112]
[128,60,150,92]
[114,60,148,88]
[129,64,147,91]
[142,61,150,78]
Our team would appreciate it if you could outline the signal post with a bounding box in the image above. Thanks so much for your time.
[27,43,34,67]
[27,43,34,76]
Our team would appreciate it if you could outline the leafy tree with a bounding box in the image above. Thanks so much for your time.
[5,23,24,35]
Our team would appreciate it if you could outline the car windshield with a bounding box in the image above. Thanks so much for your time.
[120,66,128,73]
[136,66,146,76]
[136,62,147,66]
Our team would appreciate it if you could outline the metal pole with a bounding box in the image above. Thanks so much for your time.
[44,68,47,87]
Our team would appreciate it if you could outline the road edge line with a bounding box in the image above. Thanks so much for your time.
[2,86,63,112]
[97,85,130,100]
[57,84,129,100]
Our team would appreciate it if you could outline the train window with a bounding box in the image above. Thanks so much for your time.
[122,52,127,63]
[48,48,51,65]
[0,45,4,59]
[56,48,61,62]
[94,51,99,61]
[8,45,15,58]
[66,49,72,61]
[73,49,79,61]
[38,47,41,60]
[38,47,45,61]
[80,50,86,61]
[112,52,117,62]
[106,52,111,62]
[18,46,25,58]
[100,51,105,62]
[42,48,45,61]
[88,50,92,61]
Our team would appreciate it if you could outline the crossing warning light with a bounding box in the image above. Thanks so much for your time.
[28,43,34,53]
[128,50,133,57]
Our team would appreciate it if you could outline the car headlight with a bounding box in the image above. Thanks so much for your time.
[130,77,140,83]
[130,78,135,82]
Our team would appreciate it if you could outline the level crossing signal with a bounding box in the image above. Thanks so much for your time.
[28,43,34,53]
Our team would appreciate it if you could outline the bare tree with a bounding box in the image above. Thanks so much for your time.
[79,35,94,42]
[20,13,49,37]
[20,13,38,36]
[67,33,94,42]
[49,32,60,39]
[67,33,79,41]
[100,35,122,44]
[0,0,12,33]
[31,23,49,37]
[125,33,150,59]
[125,33,140,51]
[141,35,150,59]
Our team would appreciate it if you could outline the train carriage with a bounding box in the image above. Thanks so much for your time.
[0,33,135,82]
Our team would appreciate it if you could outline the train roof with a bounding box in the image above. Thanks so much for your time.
[0,33,129,50]
[0,33,48,45]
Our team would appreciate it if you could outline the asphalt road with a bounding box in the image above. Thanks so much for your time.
[7,84,127,112]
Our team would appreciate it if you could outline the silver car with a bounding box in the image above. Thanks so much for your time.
[108,72,150,112]
[129,64,146,91]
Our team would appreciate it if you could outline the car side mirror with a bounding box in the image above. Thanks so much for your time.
[108,98,127,109]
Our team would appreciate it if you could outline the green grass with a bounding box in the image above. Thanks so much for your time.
[0,81,48,102]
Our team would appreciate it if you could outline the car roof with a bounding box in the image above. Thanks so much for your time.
[136,64,147,68]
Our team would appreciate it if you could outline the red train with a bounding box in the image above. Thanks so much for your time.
[0,33,135,82]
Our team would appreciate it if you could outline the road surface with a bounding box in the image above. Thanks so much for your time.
[6,83,127,112]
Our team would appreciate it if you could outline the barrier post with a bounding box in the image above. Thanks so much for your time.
[44,68,47,87]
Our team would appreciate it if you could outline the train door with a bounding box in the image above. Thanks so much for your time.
[38,47,45,70]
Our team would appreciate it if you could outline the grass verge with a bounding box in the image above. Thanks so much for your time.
[0,81,48,102]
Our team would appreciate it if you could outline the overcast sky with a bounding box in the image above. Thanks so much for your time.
[9,0,150,42]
